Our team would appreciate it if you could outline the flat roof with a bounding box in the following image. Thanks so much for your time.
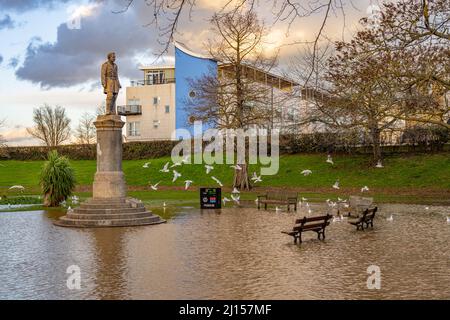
[139,64,174,71]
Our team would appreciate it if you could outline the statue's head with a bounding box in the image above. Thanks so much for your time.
[107,52,116,62]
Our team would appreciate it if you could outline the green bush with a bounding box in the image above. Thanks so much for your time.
[0,196,41,205]
[40,150,76,207]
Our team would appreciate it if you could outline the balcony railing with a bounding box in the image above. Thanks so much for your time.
[130,78,176,86]
[117,105,142,116]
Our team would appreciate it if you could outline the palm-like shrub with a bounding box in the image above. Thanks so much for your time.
[40,150,76,207]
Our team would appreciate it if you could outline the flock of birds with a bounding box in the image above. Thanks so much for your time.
[146,155,262,205]
[301,154,370,193]
[2,155,450,224]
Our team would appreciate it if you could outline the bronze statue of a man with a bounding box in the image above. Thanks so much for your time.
[101,52,121,115]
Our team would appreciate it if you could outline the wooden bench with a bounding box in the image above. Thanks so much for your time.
[341,196,374,217]
[348,207,378,230]
[257,191,298,211]
[281,214,332,243]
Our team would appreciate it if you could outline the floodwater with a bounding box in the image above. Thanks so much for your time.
[0,204,449,300]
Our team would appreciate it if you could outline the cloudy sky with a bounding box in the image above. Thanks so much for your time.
[0,0,378,145]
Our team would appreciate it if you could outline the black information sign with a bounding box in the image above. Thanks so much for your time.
[200,188,221,209]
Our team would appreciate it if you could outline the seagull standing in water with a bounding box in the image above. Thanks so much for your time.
[446,216,450,223]
[386,214,393,221]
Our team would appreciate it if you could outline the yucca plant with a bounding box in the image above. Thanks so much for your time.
[40,150,76,207]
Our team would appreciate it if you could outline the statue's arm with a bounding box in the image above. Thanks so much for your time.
[101,64,106,88]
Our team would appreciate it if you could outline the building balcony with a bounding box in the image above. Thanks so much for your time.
[130,78,176,86]
[117,105,142,116]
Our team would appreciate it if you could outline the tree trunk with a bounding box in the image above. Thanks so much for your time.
[233,163,251,190]
[370,127,382,164]
[43,192,52,207]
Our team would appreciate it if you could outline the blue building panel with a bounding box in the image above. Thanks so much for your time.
[175,44,217,136]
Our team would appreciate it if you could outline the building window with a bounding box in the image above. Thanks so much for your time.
[147,70,164,85]
[165,105,170,113]
[128,98,140,105]
[127,122,140,136]
[153,97,159,105]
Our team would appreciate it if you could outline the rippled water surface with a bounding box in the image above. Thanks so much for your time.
[0,205,449,299]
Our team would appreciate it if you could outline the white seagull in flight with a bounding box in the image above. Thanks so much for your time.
[172,170,182,182]
[361,186,370,193]
[160,162,170,173]
[205,165,214,174]
[184,180,193,190]
[211,176,223,187]
[326,154,334,165]
[149,181,161,191]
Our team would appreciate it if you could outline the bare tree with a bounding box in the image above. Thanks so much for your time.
[75,112,96,145]
[115,0,347,67]
[186,10,278,190]
[27,104,71,147]
[96,101,106,116]
[364,0,450,128]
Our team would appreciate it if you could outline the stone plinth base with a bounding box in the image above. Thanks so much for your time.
[54,198,165,228]
[93,171,126,199]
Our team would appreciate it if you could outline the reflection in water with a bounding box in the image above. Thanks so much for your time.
[90,228,130,300]
[0,204,449,299]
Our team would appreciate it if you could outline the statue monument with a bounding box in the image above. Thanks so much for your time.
[55,53,164,227]
[101,52,121,115]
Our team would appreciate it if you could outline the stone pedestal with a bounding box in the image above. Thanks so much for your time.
[54,115,165,228]
[92,115,126,199]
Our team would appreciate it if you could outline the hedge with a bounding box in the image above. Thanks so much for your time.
[1,133,449,161]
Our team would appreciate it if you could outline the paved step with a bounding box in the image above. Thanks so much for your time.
[67,211,151,220]
[54,214,165,228]
[72,206,147,215]
[80,203,134,209]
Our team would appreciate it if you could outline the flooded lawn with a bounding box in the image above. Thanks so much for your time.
[0,204,449,299]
